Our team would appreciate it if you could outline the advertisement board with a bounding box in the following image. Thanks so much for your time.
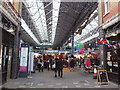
[19,44,29,77]
[19,47,28,72]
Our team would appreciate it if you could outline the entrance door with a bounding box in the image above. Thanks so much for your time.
[2,45,9,84]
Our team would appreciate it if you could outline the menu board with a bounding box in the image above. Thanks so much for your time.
[97,70,109,84]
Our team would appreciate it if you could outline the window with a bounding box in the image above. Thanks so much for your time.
[104,0,110,15]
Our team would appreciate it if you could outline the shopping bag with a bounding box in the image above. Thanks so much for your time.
[52,64,55,68]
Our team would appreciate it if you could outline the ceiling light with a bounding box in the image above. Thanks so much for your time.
[111,33,117,36]
[7,27,15,33]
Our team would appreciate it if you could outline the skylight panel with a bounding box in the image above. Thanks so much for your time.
[52,0,61,43]
[21,18,40,44]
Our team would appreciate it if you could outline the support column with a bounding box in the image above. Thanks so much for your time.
[71,31,74,55]
[11,23,21,79]
[99,26,107,69]
[0,11,2,86]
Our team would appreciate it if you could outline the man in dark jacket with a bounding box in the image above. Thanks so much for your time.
[55,57,63,78]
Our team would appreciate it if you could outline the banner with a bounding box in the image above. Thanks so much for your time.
[77,43,84,54]
[97,38,120,49]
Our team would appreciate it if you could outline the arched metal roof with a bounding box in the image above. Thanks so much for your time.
[20,1,98,47]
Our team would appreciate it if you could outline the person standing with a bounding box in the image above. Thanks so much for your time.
[79,57,82,68]
[41,59,44,72]
[46,60,50,71]
[70,57,75,72]
[54,57,63,78]
[38,57,41,72]
[49,57,53,70]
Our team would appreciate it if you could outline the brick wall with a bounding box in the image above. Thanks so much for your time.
[99,0,119,23]
[12,1,22,17]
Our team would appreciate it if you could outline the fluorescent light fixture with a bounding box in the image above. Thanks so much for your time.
[111,33,117,36]
[7,27,15,32]
[21,18,40,44]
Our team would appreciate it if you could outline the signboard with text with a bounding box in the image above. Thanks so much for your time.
[19,44,29,77]
[97,70,109,84]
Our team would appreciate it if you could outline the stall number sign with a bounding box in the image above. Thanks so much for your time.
[20,47,28,66]
[97,70,109,84]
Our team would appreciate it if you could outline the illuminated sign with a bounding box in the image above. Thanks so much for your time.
[77,43,84,54]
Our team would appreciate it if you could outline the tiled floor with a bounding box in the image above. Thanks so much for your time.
[2,68,119,89]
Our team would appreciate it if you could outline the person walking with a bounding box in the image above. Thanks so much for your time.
[54,57,63,78]
[85,56,91,73]
[70,56,75,72]
[38,56,44,72]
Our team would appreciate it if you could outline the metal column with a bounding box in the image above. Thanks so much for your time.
[99,25,107,69]
[71,31,74,55]
[11,23,21,79]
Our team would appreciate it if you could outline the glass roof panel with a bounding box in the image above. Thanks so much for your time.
[21,19,40,44]
[74,9,98,44]
[25,0,48,43]
[52,0,61,43]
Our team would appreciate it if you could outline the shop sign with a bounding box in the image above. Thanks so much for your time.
[44,50,59,53]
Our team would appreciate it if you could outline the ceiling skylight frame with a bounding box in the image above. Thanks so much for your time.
[21,18,40,45]
[25,0,49,42]
[52,0,61,43]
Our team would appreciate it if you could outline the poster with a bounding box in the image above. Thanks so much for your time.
[19,47,28,72]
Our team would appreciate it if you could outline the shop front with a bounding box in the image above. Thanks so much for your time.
[1,14,15,84]
[103,22,120,84]
[2,28,14,83]
[105,33,120,84]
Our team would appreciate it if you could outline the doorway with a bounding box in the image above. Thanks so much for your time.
[2,45,9,84]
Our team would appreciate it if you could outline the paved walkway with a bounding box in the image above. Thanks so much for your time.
[2,68,118,89]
